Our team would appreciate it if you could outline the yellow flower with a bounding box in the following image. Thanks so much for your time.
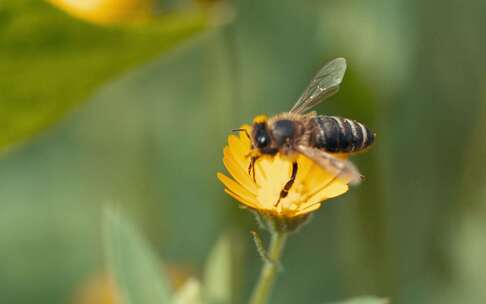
[217,125,350,221]
[72,266,193,304]
[48,0,154,25]
[72,273,120,304]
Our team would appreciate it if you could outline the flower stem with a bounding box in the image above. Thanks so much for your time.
[249,231,288,304]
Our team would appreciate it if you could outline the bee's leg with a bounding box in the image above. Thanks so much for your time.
[244,149,260,182]
[275,162,298,206]
[248,156,258,181]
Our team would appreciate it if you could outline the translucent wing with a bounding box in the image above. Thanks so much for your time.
[296,145,361,185]
[289,58,347,114]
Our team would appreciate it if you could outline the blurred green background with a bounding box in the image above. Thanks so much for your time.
[1,0,486,303]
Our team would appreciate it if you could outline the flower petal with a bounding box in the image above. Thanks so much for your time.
[295,202,321,216]
[222,155,258,195]
[302,165,335,191]
[217,173,258,205]
[294,154,313,182]
[224,189,259,209]
[228,135,250,160]
[303,182,348,207]
[226,138,250,173]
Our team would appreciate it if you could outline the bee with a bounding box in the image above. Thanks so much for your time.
[235,58,375,204]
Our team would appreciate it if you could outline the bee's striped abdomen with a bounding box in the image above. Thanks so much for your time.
[311,115,374,153]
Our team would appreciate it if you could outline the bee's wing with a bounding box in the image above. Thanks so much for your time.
[296,145,361,185]
[289,58,347,114]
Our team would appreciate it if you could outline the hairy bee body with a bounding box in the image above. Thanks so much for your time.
[256,114,374,156]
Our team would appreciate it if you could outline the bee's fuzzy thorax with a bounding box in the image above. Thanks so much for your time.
[266,112,315,125]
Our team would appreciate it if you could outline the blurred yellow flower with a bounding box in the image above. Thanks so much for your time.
[72,265,193,304]
[72,274,120,304]
[48,0,154,25]
[217,126,349,219]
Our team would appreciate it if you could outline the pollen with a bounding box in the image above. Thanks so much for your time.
[217,125,350,218]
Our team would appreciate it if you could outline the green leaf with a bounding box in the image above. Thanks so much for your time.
[328,296,389,304]
[203,235,234,304]
[0,0,208,151]
[103,208,172,304]
[172,278,204,304]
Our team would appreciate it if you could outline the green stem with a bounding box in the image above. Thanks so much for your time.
[249,231,288,304]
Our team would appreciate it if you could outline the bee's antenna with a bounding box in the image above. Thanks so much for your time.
[232,128,251,140]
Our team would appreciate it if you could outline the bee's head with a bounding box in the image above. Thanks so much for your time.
[251,115,272,150]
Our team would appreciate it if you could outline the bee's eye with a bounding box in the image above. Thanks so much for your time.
[256,134,269,147]
[253,123,271,148]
